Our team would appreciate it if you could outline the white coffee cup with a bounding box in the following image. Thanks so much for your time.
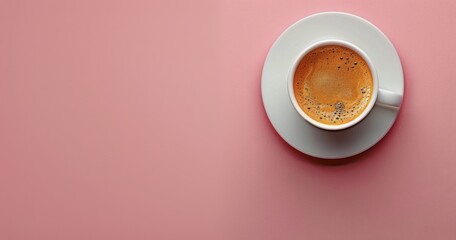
[288,39,402,131]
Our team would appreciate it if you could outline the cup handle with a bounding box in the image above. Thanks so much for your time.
[376,88,403,108]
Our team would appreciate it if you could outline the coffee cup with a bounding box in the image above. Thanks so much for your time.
[288,39,402,131]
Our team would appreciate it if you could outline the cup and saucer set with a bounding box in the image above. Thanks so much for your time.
[261,12,404,159]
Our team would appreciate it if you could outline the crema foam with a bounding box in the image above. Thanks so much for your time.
[293,45,373,125]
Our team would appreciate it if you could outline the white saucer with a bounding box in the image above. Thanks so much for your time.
[261,12,404,159]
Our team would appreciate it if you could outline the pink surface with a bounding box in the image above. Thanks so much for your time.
[1,0,456,239]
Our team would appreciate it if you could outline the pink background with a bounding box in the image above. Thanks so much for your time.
[1,0,456,239]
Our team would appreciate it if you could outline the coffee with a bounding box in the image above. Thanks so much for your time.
[293,45,373,125]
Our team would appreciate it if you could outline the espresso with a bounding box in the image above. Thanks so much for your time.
[293,45,373,125]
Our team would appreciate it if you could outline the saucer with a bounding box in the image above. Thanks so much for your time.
[261,12,404,159]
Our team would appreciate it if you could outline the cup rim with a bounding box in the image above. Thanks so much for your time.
[287,39,379,131]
